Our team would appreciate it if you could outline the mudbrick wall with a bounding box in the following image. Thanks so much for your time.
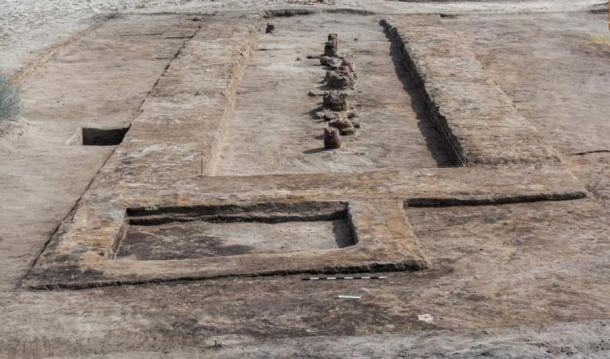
[381,16,561,167]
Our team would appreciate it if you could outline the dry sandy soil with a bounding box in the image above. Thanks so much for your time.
[0,0,609,358]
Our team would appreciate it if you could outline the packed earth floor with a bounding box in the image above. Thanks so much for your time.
[0,0,609,357]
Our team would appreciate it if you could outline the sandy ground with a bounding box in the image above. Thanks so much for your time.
[0,0,604,75]
[0,0,609,358]
[215,13,455,176]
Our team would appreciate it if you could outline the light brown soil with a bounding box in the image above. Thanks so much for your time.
[0,2,608,358]
[215,13,454,175]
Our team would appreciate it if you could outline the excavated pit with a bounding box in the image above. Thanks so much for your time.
[82,126,130,146]
[117,202,355,260]
[118,220,354,260]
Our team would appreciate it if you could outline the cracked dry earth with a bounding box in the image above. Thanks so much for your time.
[0,1,609,358]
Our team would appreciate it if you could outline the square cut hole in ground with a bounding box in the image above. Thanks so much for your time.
[116,201,355,260]
[82,126,130,146]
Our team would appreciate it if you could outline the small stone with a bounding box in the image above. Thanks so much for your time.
[328,33,338,45]
[351,120,361,128]
[340,126,356,136]
[320,56,341,69]
[308,90,327,97]
[324,128,341,149]
[329,117,352,130]
[314,110,338,121]
[323,92,348,111]
[325,34,338,57]
[266,23,275,34]
[326,70,354,89]
[324,41,337,57]
[329,117,356,135]
[340,58,357,78]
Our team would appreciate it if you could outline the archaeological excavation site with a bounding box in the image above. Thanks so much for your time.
[0,0,609,357]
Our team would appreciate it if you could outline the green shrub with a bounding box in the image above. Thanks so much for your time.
[0,75,20,122]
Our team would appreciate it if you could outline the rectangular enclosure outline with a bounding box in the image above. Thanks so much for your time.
[24,197,430,289]
[112,201,357,260]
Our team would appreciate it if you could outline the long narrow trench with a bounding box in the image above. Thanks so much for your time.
[215,14,456,176]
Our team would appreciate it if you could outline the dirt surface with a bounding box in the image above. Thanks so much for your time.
[441,10,610,203]
[3,200,609,357]
[119,219,354,260]
[443,10,610,157]
[0,14,198,291]
[1,1,609,358]
[1,1,603,76]
[215,13,455,175]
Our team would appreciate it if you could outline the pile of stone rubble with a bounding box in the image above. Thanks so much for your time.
[308,33,359,149]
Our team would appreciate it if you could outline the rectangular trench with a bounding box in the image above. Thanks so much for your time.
[214,14,457,176]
